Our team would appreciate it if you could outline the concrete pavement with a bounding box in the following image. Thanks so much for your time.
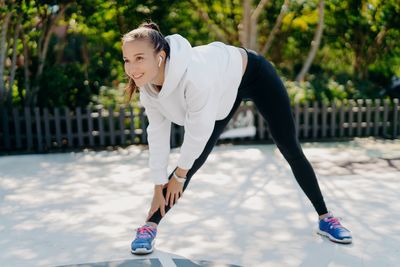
[1,138,399,267]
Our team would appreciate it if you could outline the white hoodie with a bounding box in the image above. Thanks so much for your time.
[139,34,243,184]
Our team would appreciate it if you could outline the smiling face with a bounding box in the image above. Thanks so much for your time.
[122,39,165,87]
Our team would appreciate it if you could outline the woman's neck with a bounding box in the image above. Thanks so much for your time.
[151,60,166,91]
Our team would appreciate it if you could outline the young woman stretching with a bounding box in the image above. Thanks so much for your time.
[122,22,352,255]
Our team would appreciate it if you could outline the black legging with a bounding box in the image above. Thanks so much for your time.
[148,48,328,224]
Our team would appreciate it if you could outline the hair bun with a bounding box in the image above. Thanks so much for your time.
[140,22,161,33]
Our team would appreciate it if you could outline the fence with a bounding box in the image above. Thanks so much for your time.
[0,98,399,153]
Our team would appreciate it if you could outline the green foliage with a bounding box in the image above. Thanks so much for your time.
[1,0,399,108]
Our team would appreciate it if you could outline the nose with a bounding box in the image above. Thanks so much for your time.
[125,63,139,77]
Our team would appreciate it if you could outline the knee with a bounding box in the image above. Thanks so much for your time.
[276,139,304,161]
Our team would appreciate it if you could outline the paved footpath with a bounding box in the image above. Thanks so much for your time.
[1,138,399,267]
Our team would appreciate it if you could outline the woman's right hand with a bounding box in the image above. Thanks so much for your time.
[146,184,167,221]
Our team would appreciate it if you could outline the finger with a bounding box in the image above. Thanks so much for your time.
[170,193,175,207]
[160,204,165,217]
[165,191,170,206]
[146,210,153,221]
[173,193,177,205]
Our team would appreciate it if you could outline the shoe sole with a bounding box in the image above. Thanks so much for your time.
[317,229,352,244]
[131,240,155,255]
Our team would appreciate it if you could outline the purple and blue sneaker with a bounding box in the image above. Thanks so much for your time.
[131,224,157,254]
[317,213,352,244]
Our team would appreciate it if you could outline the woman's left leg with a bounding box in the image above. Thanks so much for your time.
[243,55,328,216]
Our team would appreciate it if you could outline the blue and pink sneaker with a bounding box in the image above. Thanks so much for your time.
[131,224,157,254]
[317,213,352,244]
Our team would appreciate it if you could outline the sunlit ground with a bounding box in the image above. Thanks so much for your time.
[0,137,399,267]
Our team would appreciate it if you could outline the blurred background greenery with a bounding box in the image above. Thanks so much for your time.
[0,0,399,109]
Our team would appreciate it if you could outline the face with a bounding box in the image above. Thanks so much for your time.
[122,39,164,87]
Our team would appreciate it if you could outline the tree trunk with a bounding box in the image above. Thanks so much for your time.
[239,0,252,47]
[21,33,30,107]
[249,0,270,51]
[7,17,21,107]
[31,4,68,106]
[0,12,12,103]
[296,0,324,82]
[260,0,289,55]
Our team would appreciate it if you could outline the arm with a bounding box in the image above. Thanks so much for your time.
[140,92,171,185]
[176,82,218,173]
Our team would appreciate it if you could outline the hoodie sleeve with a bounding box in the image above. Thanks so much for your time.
[140,92,171,185]
[177,82,218,170]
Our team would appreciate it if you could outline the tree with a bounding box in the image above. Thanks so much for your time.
[0,6,12,104]
[325,0,400,80]
[296,0,324,82]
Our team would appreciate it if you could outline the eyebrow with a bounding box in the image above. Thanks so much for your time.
[123,53,145,59]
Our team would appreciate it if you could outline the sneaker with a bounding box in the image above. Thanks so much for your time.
[317,213,352,244]
[131,224,157,254]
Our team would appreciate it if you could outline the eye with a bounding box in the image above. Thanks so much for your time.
[123,59,129,63]
[136,56,144,61]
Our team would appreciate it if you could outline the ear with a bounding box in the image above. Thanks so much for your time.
[158,50,166,60]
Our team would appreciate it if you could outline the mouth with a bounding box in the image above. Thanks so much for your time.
[132,73,144,79]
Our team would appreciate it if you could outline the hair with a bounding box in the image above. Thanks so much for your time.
[121,21,170,102]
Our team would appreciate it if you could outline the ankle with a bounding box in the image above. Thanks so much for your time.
[319,212,332,220]
[145,222,158,228]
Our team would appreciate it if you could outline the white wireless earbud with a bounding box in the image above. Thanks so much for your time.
[158,56,163,67]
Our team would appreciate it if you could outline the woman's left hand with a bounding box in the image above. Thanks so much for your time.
[165,176,184,207]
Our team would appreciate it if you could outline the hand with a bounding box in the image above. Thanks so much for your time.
[165,175,184,207]
[146,185,167,221]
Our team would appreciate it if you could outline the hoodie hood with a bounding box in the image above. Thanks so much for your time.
[141,34,192,99]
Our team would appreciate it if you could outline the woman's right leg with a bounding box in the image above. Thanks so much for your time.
[147,95,243,225]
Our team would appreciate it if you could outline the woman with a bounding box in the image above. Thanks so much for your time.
[122,22,352,255]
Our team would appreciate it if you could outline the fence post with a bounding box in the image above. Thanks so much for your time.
[119,105,126,145]
[312,101,318,138]
[12,107,22,149]
[348,100,354,137]
[98,107,105,146]
[1,105,11,150]
[54,108,61,147]
[129,105,136,144]
[330,100,336,137]
[321,101,327,138]
[304,101,309,139]
[383,99,389,137]
[170,124,176,147]
[339,100,345,137]
[365,99,372,136]
[393,99,399,139]
[24,106,33,150]
[34,107,43,152]
[87,107,94,146]
[356,99,363,136]
[140,107,147,144]
[76,107,84,147]
[178,125,184,145]
[374,99,381,136]
[108,106,116,146]
[65,107,73,147]
[43,108,51,149]
[257,111,265,140]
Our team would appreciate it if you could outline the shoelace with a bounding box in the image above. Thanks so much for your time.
[325,217,343,229]
[136,226,156,239]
